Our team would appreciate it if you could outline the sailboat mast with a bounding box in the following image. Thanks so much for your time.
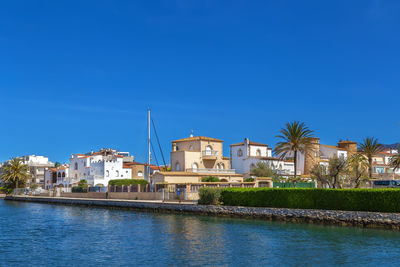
[147,108,151,182]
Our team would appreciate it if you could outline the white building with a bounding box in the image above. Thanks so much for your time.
[44,165,69,189]
[231,138,295,176]
[21,155,55,188]
[69,148,133,187]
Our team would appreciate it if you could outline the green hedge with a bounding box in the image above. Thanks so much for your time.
[198,187,222,205]
[72,186,88,193]
[220,188,400,212]
[108,179,149,187]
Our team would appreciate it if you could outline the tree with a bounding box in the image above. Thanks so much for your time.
[311,164,330,188]
[347,153,368,188]
[311,156,347,188]
[359,137,384,179]
[389,145,400,172]
[1,158,30,189]
[54,162,62,168]
[327,155,347,189]
[274,121,314,186]
[78,179,88,188]
[250,162,275,177]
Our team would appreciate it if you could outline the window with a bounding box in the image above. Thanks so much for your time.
[189,145,193,151]
[192,163,198,170]
[74,163,78,170]
[237,149,243,157]
[116,170,119,177]
[220,163,225,170]
[106,170,109,177]
[175,162,181,171]
[58,173,61,177]
[216,163,220,169]
[138,171,143,177]
[62,172,65,177]
[256,149,261,157]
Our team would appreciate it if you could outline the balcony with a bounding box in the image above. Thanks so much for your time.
[187,168,235,174]
[202,150,218,160]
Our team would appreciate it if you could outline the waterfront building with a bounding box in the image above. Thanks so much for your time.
[371,148,400,179]
[230,138,295,176]
[69,148,134,187]
[279,139,358,176]
[44,164,69,189]
[152,135,243,184]
[122,162,162,179]
[21,155,55,188]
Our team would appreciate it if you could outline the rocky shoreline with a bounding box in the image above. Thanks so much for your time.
[5,195,400,230]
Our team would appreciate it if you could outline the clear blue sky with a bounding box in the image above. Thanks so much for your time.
[0,0,399,164]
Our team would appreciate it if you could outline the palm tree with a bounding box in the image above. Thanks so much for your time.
[1,158,30,189]
[274,121,314,184]
[359,137,384,180]
[389,145,400,171]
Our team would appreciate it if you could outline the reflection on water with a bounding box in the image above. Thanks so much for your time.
[1,200,400,266]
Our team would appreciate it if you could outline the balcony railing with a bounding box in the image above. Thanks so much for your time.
[202,150,218,157]
[187,168,235,174]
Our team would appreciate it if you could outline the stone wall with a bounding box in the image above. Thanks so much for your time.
[5,196,400,230]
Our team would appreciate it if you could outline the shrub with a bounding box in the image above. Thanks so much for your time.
[244,178,254,182]
[198,187,223,205]
[108,179,149,187]
[220,188,400,213]
[78,179,88,188]
[201,176,220,182]
[72,186,88,193]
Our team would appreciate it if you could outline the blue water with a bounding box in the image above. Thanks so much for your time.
[1,200,400,266]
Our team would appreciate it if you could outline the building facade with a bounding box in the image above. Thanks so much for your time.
[69,148,133,187]
[230,138,295,176]
[153,136,243,184]
[21,155,55,188]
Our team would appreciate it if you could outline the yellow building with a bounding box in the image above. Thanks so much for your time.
[152,136,243,184]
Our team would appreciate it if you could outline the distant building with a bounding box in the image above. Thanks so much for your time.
[280,139,358,176]
[21,155,55,188]
[69,148,133,187]
[153,136,243,184]
[230,138,295,176]
[122,162,162,179]
[372,148,400,179]
[44,164,69,189]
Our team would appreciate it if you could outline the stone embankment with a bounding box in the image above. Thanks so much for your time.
[5,195,400,230]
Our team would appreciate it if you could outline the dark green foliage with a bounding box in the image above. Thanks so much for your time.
[220,188,400,213]
[108,179,149,186]
[72,186,88,193]
[201,176,220,182]
[244,178,254,182]
[78,179,88,188]
[198,187,223,205]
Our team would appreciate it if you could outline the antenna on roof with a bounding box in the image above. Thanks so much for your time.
[190,129,194,137]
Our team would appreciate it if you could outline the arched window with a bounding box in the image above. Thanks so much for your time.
[237,149,243,157]
[175,162,181,171]
[256,149,261,157]
[74,162,78,170]
[58,172,61,177]
[192,163,198,170]
[116,170,119,177]
[106,170,109,177]
[62,172,65,177]
[205,145,212,155]
[216,163,220,169]
[189,145,193,151]
[220,163,225,170]
[138,171,143,177]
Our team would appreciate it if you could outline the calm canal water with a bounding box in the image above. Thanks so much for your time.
[1,200,400,266]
